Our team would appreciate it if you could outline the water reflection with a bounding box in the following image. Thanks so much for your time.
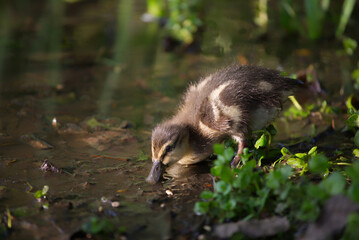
[98,0,132,116]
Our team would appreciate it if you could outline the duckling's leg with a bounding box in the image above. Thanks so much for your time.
[231,136,245,168]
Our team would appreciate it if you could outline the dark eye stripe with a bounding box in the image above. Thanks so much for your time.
[162,136,180,160]
[172,136,180,148]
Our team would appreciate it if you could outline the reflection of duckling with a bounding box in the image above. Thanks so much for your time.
[146,65,301,184]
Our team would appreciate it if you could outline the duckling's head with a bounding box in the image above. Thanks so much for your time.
[146,122,190,184]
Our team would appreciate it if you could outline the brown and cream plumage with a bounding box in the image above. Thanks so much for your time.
[146,64,301,184]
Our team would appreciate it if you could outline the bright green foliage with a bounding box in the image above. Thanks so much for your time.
[275,146,323,175]
[195,118,359,233]
[34,185,49,199]
[194,143,357,223]
[347,114,359,129]
[284,104,314,119]
[353,148,359,158]
[346,95,358,114]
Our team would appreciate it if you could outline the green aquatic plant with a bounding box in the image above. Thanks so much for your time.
[278,0,356,40]
[33,185,49,199]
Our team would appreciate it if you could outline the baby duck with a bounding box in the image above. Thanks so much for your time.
[146,64,301,184]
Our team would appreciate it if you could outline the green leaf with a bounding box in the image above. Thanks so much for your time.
[294,153,307,159]
[214,155,227,166]
[42,185,49,195]
[220,166,235,183]
[223,199,236,211]
[346,95,357,114]
[266,171,282,190]
[320,172,346,195]
[287,157,307,169]
[353,148,359,158]
[194,201,210,215]
[308,146,317,156]
[308,153,329,174]
[347,114,359,128]
[354,131,359,147]
[346,161,359,182]
[281,147,291,156]
[215,181,232,195]
[254,134,268,149]
[34,190,43,199]
[224,147,235,161]
[213,144,224,155]
[200,191,214,200]
[211,165,223,177]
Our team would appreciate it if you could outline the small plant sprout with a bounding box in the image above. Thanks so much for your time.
[34,185,50,209]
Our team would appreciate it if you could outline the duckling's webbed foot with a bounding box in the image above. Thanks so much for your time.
[230,137,245,168]
[231,155,241,168]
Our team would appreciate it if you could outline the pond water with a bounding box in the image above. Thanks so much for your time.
[0,0,358,239]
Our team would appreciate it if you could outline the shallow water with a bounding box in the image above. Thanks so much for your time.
[0,0,358,239]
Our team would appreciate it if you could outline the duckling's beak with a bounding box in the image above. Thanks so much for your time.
[146,160,163,184]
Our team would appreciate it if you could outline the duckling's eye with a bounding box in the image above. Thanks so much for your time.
[165,145,173,153]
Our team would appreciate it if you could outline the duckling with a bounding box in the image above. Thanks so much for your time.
[146,64,301,184]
